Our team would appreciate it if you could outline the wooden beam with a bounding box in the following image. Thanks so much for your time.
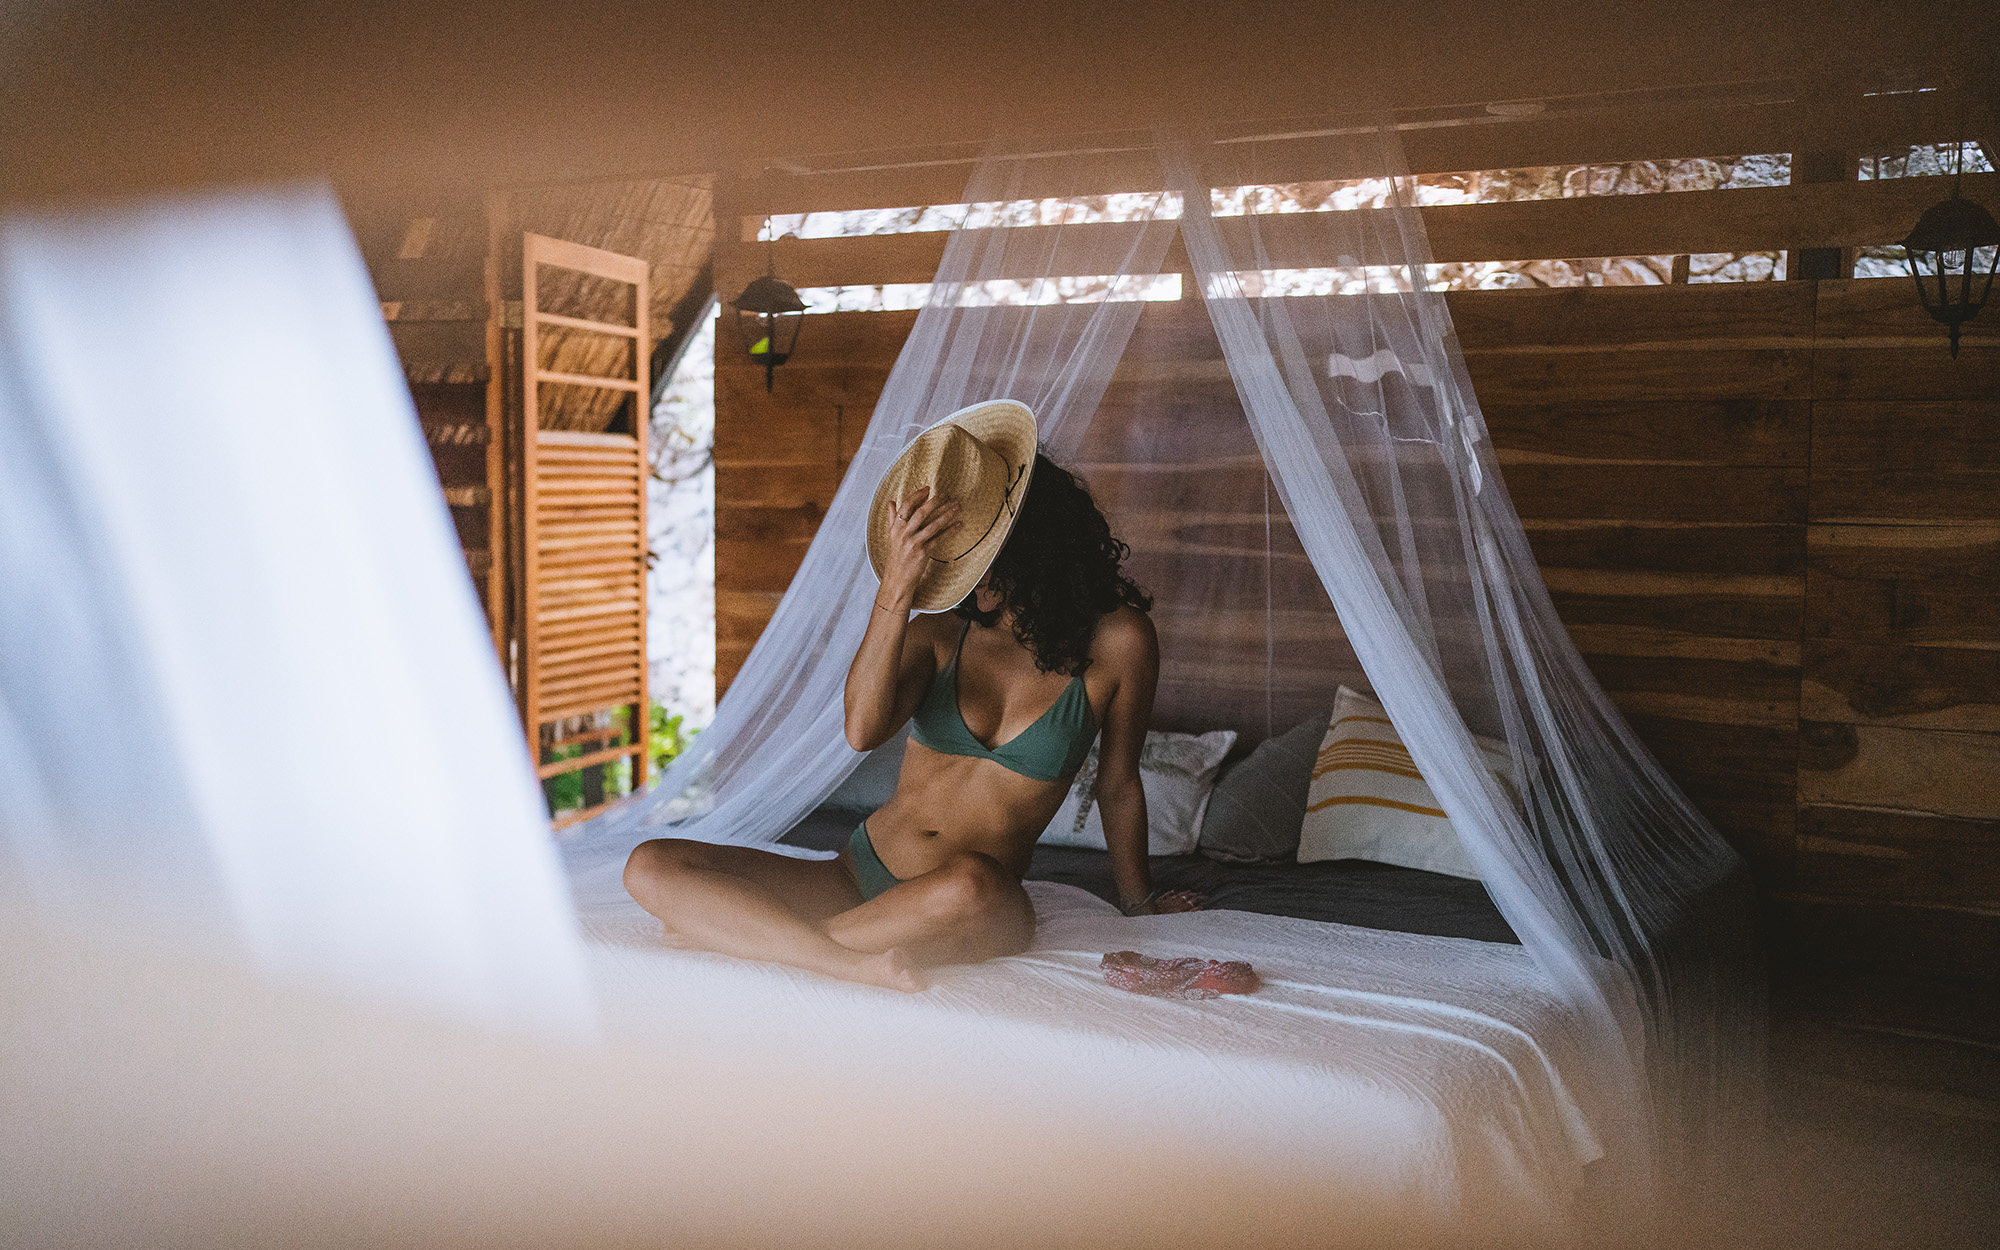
[727,92,1996,217]
[717,174,1999,293]
[535,741,642,780]
[532,310,642,338]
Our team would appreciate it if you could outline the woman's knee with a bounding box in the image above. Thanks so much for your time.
[623,838,707,894]
[925,852,1008,912]
[928,853,1033,949]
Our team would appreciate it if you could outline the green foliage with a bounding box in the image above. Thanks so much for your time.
[541,737,592,815]
[650,700,696,776]
[540,701,699,818]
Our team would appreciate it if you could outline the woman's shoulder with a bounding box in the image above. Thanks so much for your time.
[1088,604,1158,670]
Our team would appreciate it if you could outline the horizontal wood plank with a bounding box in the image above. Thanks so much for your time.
[1812,277,2000,345]
[1798,720,2000,820]
[713,463,842,509]
[1482,399,1807,466]
[1585,650,1800,729]
[722,175,1997,291]
[1802,641,2000,733]
[538,429,641,449]
[536,742,643,781]
[715,503,827,547]
[727,92,1973,216]
[714,536,812,594]
[1683,798,1798,870]
[1523,521,1804,575]
[1791,805,2000,909]
[1564,622,1800,664]
[1805,524,2000,649]
[1428,172,1998,261]
[1464,348,1811,404]
[1809,401,2000,525]
[1812,344,2000,402]
[1625,713,1799,808]
[1502,464,1807,522]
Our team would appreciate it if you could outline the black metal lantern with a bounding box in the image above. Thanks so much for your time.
[1899,152,2000,358]
[731,225,806,391]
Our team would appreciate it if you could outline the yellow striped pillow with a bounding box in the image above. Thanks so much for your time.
[1298,686,1508,880]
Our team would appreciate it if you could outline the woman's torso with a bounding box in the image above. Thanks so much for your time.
[865,617,1116,879]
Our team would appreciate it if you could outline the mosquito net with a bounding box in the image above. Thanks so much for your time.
[563,128,1760,1194]
[0,186,595,1035]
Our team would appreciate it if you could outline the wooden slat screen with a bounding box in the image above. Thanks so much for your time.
[717,174,1999,299]
[521,232,649,827]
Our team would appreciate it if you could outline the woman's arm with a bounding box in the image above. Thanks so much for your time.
[843,487,960,750]
[1089,610,1161,911]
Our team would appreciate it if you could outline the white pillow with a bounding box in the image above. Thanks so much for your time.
[1298,686,1510,880]
[1039,728,1236,856]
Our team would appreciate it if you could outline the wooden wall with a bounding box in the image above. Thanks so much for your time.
[714,279,1999,999]
[708,110,2000,1116]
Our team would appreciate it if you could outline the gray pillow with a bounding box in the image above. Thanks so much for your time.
[1196,712,1331,863]
[824,722,911,813]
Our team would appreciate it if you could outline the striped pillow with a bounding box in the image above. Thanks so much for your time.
[1297,686,1508,880]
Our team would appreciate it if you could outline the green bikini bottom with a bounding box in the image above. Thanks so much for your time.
[847,822,904,902]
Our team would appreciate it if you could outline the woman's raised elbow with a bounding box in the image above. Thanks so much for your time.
[844,716,889,752]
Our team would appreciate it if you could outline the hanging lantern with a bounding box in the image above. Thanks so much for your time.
[731,221,806,391]
[1899,156,2000,358]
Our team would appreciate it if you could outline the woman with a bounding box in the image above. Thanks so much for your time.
[624,404,1199,992]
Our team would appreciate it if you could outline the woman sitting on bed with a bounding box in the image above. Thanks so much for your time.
[624,401,1200,992]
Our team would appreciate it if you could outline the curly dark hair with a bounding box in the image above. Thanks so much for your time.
[954,453,1151,674]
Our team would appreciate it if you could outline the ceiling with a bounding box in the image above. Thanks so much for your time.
[2,0,1991,208]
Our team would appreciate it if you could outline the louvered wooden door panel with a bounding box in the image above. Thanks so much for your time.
[521,232,648,826]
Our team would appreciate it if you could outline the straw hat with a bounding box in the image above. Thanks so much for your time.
[867,400,1039,613]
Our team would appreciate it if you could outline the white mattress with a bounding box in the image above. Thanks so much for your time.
[582,881,1604,1233]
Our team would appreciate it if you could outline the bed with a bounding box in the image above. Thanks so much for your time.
[574,807,1601,1236]
[781,807,1519,946]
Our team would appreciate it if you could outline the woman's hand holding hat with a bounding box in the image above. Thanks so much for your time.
[875,487,961,611]
[866,401,1037,613]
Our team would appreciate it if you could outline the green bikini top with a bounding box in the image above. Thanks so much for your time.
[910,623,1098,783]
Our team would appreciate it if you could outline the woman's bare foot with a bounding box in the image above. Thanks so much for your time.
[658,925,703,951]
[662,922,925,992]
[846,946,927,993]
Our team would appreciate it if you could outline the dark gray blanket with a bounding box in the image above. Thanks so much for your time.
[784,809,1517,945]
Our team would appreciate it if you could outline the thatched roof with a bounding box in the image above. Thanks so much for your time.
[504,175,713,351]
[350,175,715,425]
[505,176,715,433]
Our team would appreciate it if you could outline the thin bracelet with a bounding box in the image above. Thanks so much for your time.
[1118,889,1162,917]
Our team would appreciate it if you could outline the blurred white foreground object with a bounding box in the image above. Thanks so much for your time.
[0,186,592,1035]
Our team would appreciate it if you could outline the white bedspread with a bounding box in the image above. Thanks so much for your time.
[582,881,1604,1234]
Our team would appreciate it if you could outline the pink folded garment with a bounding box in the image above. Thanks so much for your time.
[1100,950,1261,1000]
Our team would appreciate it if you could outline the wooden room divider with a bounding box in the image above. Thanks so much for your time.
[520,232,650,827]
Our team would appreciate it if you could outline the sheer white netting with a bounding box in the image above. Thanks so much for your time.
[565,141,1183,901]
[564,130,1760,1191]
[0,187,595,1036]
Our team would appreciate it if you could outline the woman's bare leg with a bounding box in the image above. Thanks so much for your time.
[624,839,925,992]
[826,852,1037,967]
